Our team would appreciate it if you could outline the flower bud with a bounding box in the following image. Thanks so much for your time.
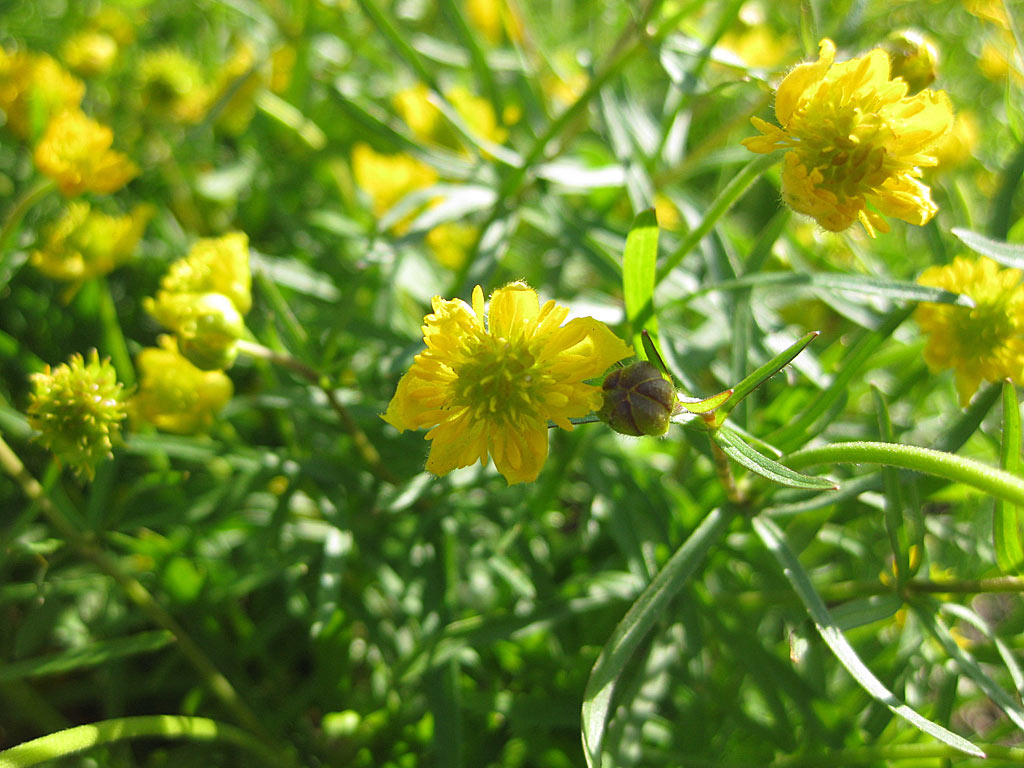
[598,361,675,437]
[145,291,244,370]
[26,350,127,479]
[884,29,939,93]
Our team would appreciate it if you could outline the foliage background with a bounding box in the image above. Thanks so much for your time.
[1,0,1024,766]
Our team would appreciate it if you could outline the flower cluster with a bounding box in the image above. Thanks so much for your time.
[916,256,1024,406]
[743,38,953,236]
[33,108,139,196]
[27,351,127,479]
[144,232,252,370]
[0,48,84,139]
[383,282,632,484]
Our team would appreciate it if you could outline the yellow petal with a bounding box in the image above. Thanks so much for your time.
[489,421,548,484]
[775,38,835,126]
[487,281,539,339]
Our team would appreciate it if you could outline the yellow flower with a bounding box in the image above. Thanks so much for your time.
[61,31,119,77]
[382,282,632,484]
[27,350,126,479]
[0,49,84,139]
[426,221,477,270]
[465,0,523,44]
[212,42,262,135]
[33,109,139,196]
[915,256,1024,406]
[352,143,438,221]
[719,25,796,69]
[447,85,508,145]
[154,232,252,314]
[137,48,209,124]
[743,38,953,236]
[130,336,233,434]
[31,202,152,282]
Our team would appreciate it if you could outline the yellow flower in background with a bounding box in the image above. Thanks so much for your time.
[131,336,233,434]
[31,202,153,282]
[719,25,796,69]
[0,49,84,139]
[212,42,262,135]
[426,221,477,270]
[915,256,1024,406]
[352,143,438,219]
[138,48,210,124]
[145,232,252,370]
[932,112,979,169]
[447,85,509,145]
[33,109,139,196]
[154,232,252,314]
[394,83,442,141]
[393,83,511,148]
[743,38,953,236]
[61,30,119,77]
[382,282,632,484]
[27,350,127,479]
[465,0,524,44]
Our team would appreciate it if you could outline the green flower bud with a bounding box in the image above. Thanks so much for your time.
[146,291,244,370]
[598,361,675,437]
[26,350,127,479]
[884,29,939,93]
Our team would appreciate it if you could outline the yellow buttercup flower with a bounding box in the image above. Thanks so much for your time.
[0,49,84,139]
[352,143,438,220]
[155,232,252,314]
[33,109,138,196]
[32,202,152,282]
[915,256,1024,406]
[138,48,210,124]
[131,336,233,434]
[61,30,119,77]
[743,38,953,236]
[382,282,632,484]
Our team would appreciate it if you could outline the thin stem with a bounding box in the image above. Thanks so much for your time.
[0,178,55,269]
[96,276,136,388]
[0,715,281,768]
[0,436,289,761]
[784,441,1024,508]
[705,417,744,504]
[236,340,395,483]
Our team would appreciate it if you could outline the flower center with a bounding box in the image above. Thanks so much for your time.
[451,335,547,424]
[953,295,1017,357]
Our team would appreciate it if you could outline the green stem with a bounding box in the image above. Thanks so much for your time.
[0,715,280,768]
[785,441,1024,508]
[654,152,779,286]
[0,436,289,761]
[0,178,55,272]
[236,340,395,483]
[96,276,136,389]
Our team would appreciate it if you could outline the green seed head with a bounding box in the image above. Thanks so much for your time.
[598,361,675,437]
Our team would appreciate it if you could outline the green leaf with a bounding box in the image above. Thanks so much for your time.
[623,209,660,355]
[0,631,174,683]
[640,330,672,380]
[716,331,819,424]
[713,427,837,490]
[752,515,985,758]
[676,388,733,415]
[952,227,1024,269]
[872,386,910,585]
[686,271,975,307]
[582,506,735,768]
[995,381,1024,574]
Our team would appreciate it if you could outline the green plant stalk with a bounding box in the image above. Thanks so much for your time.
[0,715,281,768]
[236,340,395,483]
[0,435,289,761]
[654,152,779,286]
[785,441,1024,508]
[0,178,54,267]
[96,276,136,389]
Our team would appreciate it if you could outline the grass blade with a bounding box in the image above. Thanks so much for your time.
[0,631,174,683]
[623,209,660,354]
[996,381,1024,574]
[582,506,735,768]
[713,427,837,490]
[716,331,819,423]
[752,515,985,758]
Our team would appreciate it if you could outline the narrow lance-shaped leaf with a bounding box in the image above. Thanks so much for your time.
[995,381,1024,574]
[752,515,985,758]
[713,427,837,491]
[714,331,819,426]
[582,507,735,768]
[872,385,909,585]
[953,227,1024,269]
[623,209,660,355]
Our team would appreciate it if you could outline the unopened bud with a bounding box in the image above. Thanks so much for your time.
[146,291,244,370]
[598,361,675,436]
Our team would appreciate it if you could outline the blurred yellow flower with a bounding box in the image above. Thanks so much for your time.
[394,83,442,141]
[883,29,939,93]
[0,49,84,139]
[743,38,953,236]
[131,336,233,434]
[145,232,252,370]
[61,30,119,77]
[33,109,139,196]
[448,85,508,145]
[465,0,523,44]
[212,42,261,135]
[138,48,210,124]
[719,25,795,69]
[394,83,511,148]
[31,202,153,282]
[932,112,979,169]
[382,282,632,484]
[916,256,1024,406]
[352,143,438,220]
[426,221,477,270]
